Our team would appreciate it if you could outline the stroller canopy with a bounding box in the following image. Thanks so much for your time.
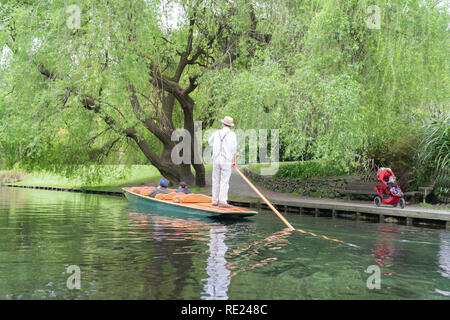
[377,167,394,183]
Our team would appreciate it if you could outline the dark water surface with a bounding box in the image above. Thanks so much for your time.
[0,187,449,300]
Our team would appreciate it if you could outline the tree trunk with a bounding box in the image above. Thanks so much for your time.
[128,132,196,187]
[159,144,195,187]
[182,99,206,187]
[193,164,206,187]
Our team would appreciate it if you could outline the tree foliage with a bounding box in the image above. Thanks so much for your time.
[0,0,272,185]
[0,0,448,186]
[198,0,449,174]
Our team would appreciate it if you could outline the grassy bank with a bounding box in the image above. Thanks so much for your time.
[4,165,211,193]
[0,169,27,184]
[6,165,160,192]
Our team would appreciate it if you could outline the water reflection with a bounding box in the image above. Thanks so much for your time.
[226,227,293,279]
[202,225,230,300]
[128,211,211,243]
[438,231,450,279]
[2,187,450,299]
[434,231,450,297]
[370,225,398,275]
[128,210,232,299]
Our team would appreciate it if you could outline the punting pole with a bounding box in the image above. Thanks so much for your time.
[232,164,295,231]
[232,164,350,245]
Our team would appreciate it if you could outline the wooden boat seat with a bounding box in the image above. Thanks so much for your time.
[173,194,212,203]
[131,187,155,195]
[155,192,179,200]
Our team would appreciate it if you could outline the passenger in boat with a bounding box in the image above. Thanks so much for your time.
[176,181,191,194]
[208,116,237,208]
[149,178,171,198]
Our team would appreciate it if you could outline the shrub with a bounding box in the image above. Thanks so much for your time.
[274,161,347,180]
[412,115,450,202]
[414,115,449,185]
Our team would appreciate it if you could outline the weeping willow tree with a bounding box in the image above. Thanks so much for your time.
[0,0,273,186]
[1,0,448,185]
[197,0,449,174]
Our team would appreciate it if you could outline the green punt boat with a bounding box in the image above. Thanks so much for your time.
[122,188,258,218]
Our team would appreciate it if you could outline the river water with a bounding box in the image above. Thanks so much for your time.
[0,187,449,300]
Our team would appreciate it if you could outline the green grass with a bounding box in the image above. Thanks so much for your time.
[7,164,213,193]
[246,162,283,176]
[274,160,348,179]
[419,202,450,211]
[9,165,161,192]
[0,169,27,184]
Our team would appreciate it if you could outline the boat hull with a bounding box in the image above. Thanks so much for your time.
[122,188,257,218]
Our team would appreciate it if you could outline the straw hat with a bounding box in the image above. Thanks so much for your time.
[221,116,234,127]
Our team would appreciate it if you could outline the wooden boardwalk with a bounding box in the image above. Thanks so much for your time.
[4,184,123,196]
[229,197,450,229]
[223,170,450,229]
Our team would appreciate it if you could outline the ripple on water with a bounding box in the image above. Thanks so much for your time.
[1,187,449,299]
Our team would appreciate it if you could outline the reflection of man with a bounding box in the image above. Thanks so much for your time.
[208,116,237,208]
[203,225,230,300]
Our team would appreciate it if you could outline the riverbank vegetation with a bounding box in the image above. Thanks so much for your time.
[273,161,348,180]
[0,0,448,200]
[3,165,160,192]
[1,164,211,193]
[0,168,27,184]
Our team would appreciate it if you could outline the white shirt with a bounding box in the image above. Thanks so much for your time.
[208,127,237,162]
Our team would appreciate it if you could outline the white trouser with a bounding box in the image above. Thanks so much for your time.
[212,160,232,203]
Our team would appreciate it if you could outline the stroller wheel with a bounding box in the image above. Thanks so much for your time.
[399,198,406,209]
[374,196,382,207]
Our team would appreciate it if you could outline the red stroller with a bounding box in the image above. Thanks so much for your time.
[374,168,406,208]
